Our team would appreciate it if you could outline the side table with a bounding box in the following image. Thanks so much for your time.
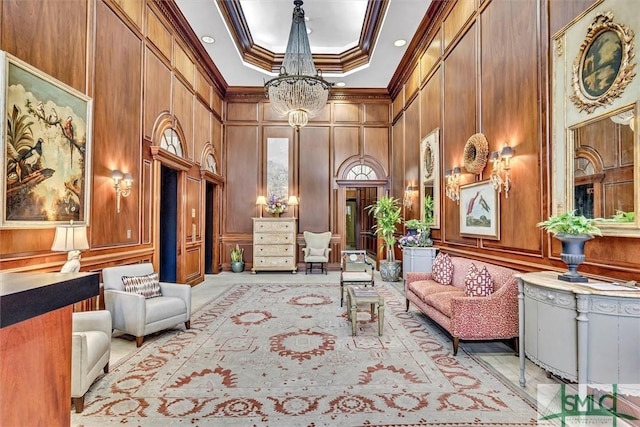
[346,287,384,336]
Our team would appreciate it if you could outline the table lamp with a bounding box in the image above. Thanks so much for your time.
[51,220,90,273]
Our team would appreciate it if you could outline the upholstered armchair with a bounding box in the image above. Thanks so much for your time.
[102,263,191,347]
[302,231,332,274]
[71,310,112,413]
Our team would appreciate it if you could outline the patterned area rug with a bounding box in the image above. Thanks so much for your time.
[73,283,538,426]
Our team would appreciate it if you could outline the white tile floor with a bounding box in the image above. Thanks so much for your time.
[108,269,560,405]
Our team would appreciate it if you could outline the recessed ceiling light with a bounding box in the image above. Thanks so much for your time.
[394,39,407,47]
[201,36,215,44]
[335,82,346,87]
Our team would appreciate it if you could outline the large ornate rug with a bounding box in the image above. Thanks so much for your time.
[72,283,538,426]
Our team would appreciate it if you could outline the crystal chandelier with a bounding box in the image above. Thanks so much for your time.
[264,0,332,130]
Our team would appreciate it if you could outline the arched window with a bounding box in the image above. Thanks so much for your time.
[346,164,376,180]
[160,128,183,157]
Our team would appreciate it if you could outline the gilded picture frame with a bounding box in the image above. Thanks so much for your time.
[0,52,92,228]
[570,11,636,113]
[459,181,500,239]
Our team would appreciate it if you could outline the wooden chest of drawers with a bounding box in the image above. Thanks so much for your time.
[252,217,297,273]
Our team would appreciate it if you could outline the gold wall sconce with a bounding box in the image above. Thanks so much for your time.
[256,195,267,217]
[111,170,133,213]
[403,185,418,209]
[489,146,514,198]
[445,167,461,203]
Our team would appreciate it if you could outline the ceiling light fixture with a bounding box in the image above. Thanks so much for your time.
[264,0,331,131]
[394,39,407,47]
[335,82,346,87]
[201,35,215,44]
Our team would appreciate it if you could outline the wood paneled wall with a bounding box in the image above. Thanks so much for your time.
[0,0,225,285]
[391,0,638,281]
[222,93,391,270]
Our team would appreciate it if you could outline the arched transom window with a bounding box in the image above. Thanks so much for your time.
[346,164,376,180]
[206,153,217,174]
[161,128,183,157]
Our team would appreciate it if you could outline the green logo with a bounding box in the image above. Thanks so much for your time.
[537,384,638,426]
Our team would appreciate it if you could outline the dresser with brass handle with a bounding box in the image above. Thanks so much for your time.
[252,217,297,273]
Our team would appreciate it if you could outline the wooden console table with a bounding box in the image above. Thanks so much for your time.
[517,271,640,390]
[0,272,99,426]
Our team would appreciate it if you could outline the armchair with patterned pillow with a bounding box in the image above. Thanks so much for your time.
[302,231,332,274]
[102,263,191,347]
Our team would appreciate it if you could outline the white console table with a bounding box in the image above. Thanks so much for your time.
[517,271,640,390]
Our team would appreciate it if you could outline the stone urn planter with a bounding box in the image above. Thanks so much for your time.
[555,234,593,282]
[380,260,402,282]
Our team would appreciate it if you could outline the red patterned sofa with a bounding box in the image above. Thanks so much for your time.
[405,256,519,355]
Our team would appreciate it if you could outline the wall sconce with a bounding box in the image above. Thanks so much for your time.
[445,167,461,203]
[403,185,418,209]
[489,146,514,198]
[287,195,299,217]
[256,195,267,217]
[51,220,89,273]
[111,170,133,213]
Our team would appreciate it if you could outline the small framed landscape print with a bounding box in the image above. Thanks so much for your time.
[459,181,500,239]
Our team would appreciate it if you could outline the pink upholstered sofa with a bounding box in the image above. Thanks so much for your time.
[405,256,519,355]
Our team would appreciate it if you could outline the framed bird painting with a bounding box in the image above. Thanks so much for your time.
[459,180,500,239]
[0,51,92,228]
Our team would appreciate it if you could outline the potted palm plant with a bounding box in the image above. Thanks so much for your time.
[366,195,403,282]
[230,244,244,273]
[537,210,602,282]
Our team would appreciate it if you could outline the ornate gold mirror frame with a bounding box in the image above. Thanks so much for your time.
[552,0,640,236]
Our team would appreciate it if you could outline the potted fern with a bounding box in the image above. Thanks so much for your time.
[537,210,602,282]
[230,244,244,273]
[366,195,403,282]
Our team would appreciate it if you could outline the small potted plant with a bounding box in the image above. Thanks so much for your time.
[366,195,403,282]
[537,210,602,282]
[230,244,244,273]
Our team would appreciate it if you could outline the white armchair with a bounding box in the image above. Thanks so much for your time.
[102,263,191,347]
[71,310,112,413]
[302,231,332,274]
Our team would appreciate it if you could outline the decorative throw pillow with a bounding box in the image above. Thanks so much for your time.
[432,253,454,285]
[121,273,162,299]
[309,248,325,256]
[464,264,494,297]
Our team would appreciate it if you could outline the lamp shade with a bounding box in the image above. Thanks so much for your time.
[287,195,299,206]
[51,223,89,252]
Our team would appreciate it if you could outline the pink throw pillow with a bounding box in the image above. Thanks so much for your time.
[464,264,494,297]
[432,253,454,285]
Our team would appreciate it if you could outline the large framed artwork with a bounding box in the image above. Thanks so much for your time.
[0,52,92,228]
[459,181,500,239]
[266,137,289,200]
[420,128,440,229]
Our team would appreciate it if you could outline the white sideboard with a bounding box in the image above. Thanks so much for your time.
[252,217,297,273]
[402,247,437,281]
[517,271,640,390]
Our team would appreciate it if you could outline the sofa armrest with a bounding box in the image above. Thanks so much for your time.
[159,282,192,319]
[104,289,146,335]
[72,310,112,336]
[406,272,434,285]
[449,291,518,338]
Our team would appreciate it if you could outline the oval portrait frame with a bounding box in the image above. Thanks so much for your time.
[463,133,489,175]
[570,11,636,113]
